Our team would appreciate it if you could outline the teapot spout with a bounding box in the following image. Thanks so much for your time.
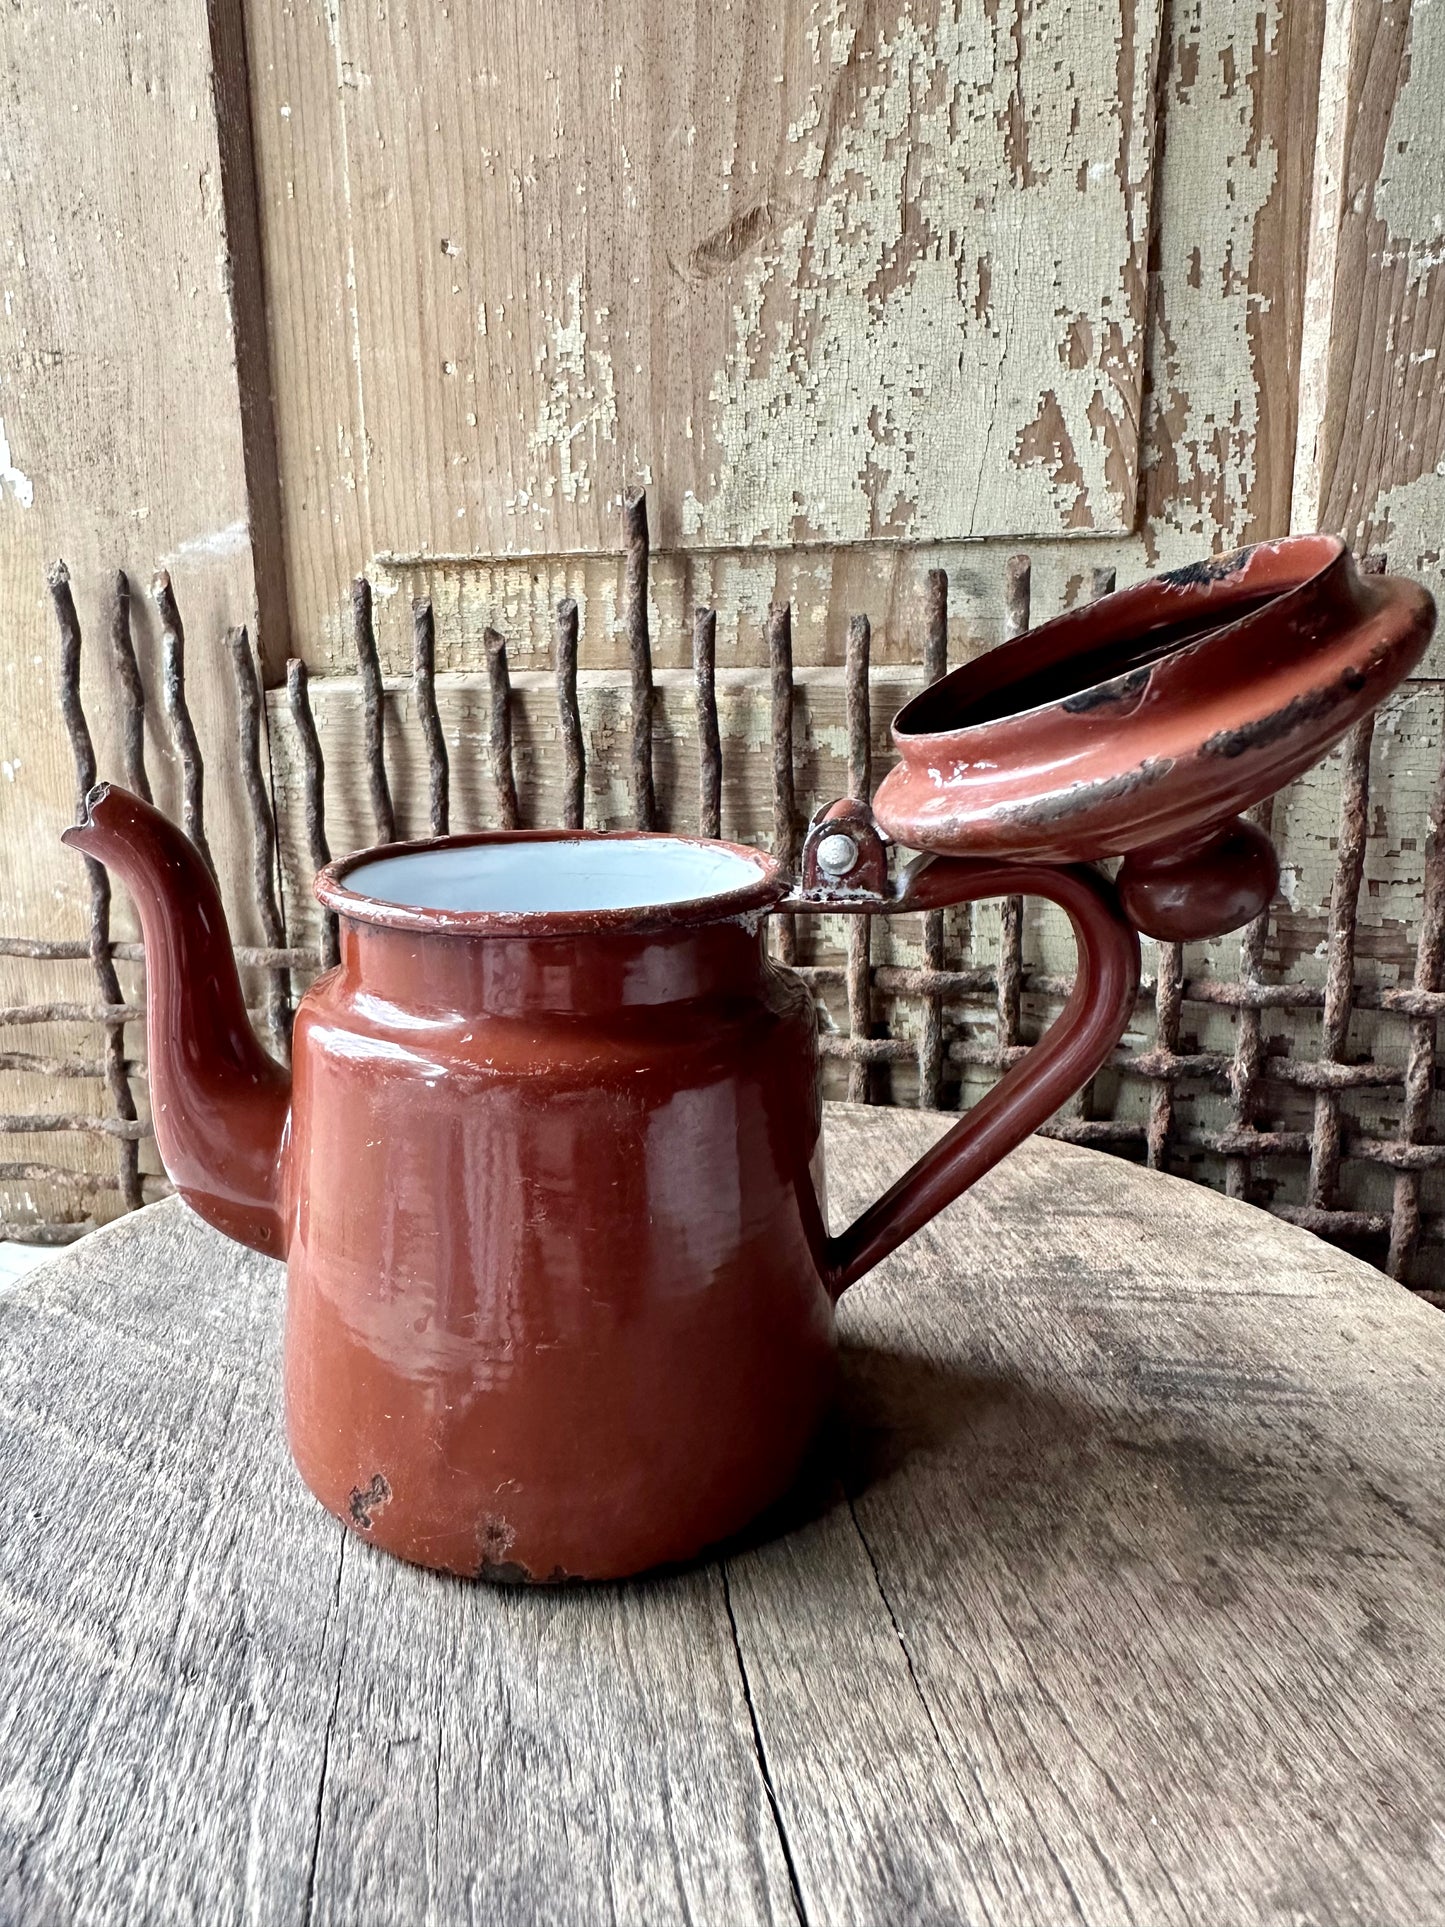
[63,784,291,1256]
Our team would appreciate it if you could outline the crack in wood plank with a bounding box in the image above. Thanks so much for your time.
[721,1564,810,1927]
[303,1533,347,1927]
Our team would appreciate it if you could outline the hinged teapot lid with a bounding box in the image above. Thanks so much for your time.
[869,534,1435,868]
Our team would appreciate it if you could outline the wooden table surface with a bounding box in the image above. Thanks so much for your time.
[2,1103,1443,1926]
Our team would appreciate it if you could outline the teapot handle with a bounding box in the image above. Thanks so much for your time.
[780,806,1141,1297]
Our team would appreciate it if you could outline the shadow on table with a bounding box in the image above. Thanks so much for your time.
[701,1333,1320,1591]
[699,1335,1071,1568]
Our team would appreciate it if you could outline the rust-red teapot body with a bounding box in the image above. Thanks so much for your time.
[287,860,835,1579]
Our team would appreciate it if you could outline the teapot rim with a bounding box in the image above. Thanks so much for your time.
[314,826,788,938]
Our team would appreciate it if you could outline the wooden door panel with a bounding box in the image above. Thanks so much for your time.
[275,0,1162,560]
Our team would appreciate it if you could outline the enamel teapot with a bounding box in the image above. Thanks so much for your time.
[65,535,1433,1580]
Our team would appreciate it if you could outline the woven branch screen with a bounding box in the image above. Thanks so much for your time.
[4,493,1443,1302]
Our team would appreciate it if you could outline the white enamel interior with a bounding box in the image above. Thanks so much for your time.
[343,838,767,915]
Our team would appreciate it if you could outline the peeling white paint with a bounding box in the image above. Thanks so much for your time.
[161,516,250,564]
[0,417,34,508]
[682,0,1161,545]
[1368,464,1445,578]
[1144,1,1279,550]
[1375,0,1445,282]
[524,273,618,505]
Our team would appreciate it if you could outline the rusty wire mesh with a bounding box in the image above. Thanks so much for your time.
[4,499,1444,1299]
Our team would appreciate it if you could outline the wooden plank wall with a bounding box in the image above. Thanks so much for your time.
[2,0,1443,1243]
[0,0,285,1230]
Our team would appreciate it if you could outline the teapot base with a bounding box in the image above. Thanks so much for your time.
[286,1400,833,1584]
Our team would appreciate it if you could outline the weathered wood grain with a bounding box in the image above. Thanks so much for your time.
[1293,0,1445,662]
[1,1111,1444,1922]
[1141,0,1327,554]
[241,0,369,674]
[304,537,1141,679]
